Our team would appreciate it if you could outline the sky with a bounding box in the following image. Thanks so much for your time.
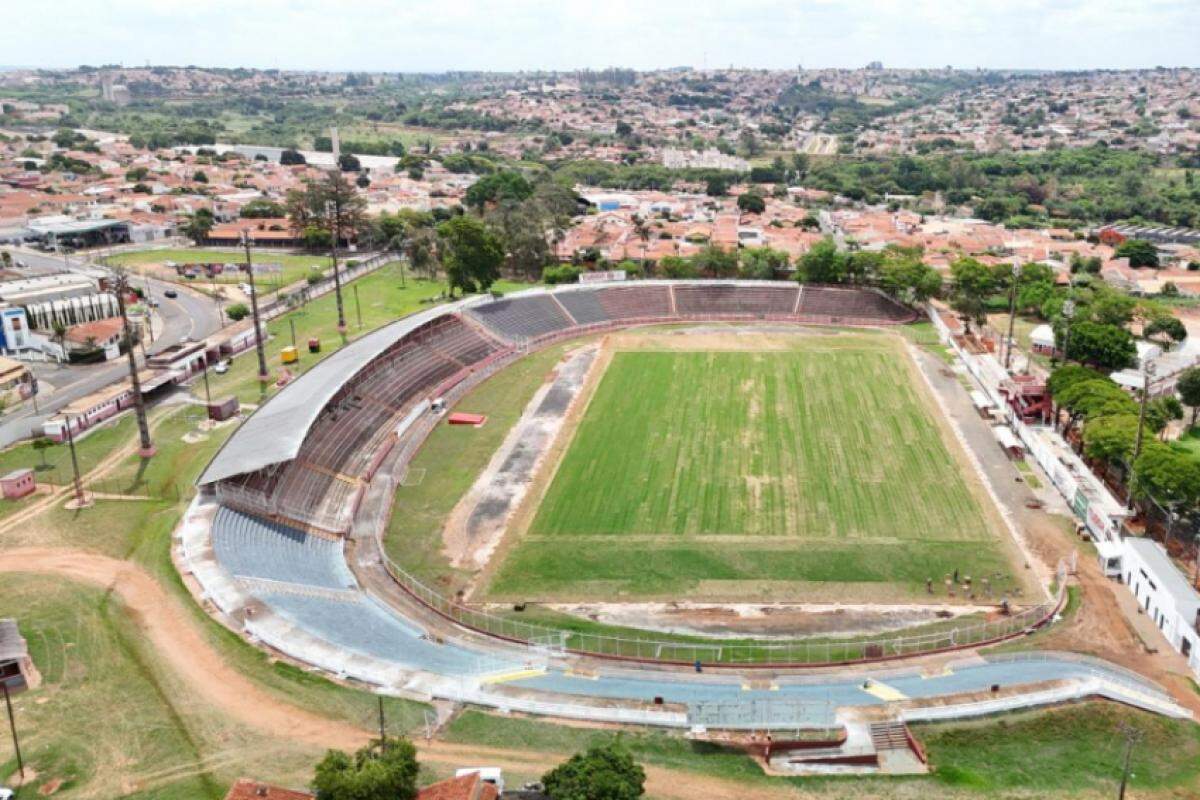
[5,0,1198,72]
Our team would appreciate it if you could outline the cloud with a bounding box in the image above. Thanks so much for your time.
[5,0,1197,71]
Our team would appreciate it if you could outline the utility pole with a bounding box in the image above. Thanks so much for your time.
[65,415,84,504]
[1004,260,1020,371]
[200,357,212,406]
[242,230,270,383]
[353,283,362,329]
[326,195,347,334]
[377,695,386,748]
[2,680,23,782]
[116,273,155,457]
[1060,298,1076,364]
[143,273,155,345]
[1193,533,1200,589]
[1128,360,1156,511]
[1117,724,1143,800]
[289,317,297,352]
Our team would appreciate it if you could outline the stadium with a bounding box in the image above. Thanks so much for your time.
[181,280,1189,772]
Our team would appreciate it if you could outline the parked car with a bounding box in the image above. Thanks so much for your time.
[213,360,230,374]
[163,288,178,299]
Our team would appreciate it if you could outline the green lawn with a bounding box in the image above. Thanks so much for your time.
[444,703,1200,798]
[0,402,432,798]
[487,334,1016,601]
[107,248,333,293]
[0,412,137,485]
[914,703,1200,794]
[384,341,589,592]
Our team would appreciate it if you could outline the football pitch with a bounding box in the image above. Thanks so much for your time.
[484,332,1022,602]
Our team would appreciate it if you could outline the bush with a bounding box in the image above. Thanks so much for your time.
[226,303,249,321]
[306,269,323,286]
[616,259,642,278]
[543,264,582,285]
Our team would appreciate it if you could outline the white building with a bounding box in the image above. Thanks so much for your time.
[1122,537,1200,672]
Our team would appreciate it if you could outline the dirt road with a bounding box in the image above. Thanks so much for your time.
[0,546,806,800]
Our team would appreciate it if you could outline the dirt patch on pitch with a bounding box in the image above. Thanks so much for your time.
[442,342,606,585]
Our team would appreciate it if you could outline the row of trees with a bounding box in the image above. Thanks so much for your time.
[947,255,1187,372]
[1051,365,1200,511]
[312,737,644,800]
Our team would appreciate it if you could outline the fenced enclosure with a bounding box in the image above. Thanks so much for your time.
[377,537,1069,667]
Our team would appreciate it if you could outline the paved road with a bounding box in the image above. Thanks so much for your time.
[0,248,222,446]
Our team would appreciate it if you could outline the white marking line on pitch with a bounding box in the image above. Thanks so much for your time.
[861,679,907,702]
[480,667,547,685]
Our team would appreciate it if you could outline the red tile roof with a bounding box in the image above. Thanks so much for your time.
[223,778,314,800]
[417,773,500,800]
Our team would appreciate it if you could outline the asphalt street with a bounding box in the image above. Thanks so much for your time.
[0,247,222,446]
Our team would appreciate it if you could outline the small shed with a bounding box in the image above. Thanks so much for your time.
[207,396,240,422]
[969,390,994,418]
[0,619,36,692]
[1029,324,1056,355]
[0,468,35,499]
[992,425,1025,459]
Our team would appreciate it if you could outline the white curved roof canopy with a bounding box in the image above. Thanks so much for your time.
[198,299,474,485]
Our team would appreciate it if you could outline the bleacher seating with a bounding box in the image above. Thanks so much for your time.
[466,295,573,341]
[595,285,673,319]
[212,506,355,589]
[798,286,913,321]
[259,591,512,674]
[556,290,611,326]
[674,283,799,316]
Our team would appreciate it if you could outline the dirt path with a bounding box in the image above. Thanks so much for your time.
[0,406,176,536]
[1020,513,1200,718]
[0,546,800,800]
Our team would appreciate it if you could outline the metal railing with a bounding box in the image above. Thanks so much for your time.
[375,511,1069,665]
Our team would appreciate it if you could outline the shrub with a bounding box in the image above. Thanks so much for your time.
[226,303,249,321]
[544,264,582,285]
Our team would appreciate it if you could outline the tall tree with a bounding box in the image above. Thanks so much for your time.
[437,215,504,296]
[948,257,995,333]
[542,744,646,800]
[1115,239,1160,268]
[312,738,419,800]
[1064,321,1137,371]
[180,208,214,245]
[1176,366,1200,427]
[796,237,846,284]
[691,245,738,278]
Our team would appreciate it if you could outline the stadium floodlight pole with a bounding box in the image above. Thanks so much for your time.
[241,230,270,383]
[325,196,347,334]
[116,272,155,457]
[1004,260,1020,371]
[1127,360,1157,511]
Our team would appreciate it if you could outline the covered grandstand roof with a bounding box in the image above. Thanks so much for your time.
[198,300,472,485]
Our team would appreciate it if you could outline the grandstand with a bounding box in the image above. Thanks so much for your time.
[201,281,916,536]
[212,506,355,590]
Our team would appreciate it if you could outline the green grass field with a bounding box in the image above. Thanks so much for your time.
[107,248,333,293]
[487,334,1017,601]
[443,703,1200,798]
